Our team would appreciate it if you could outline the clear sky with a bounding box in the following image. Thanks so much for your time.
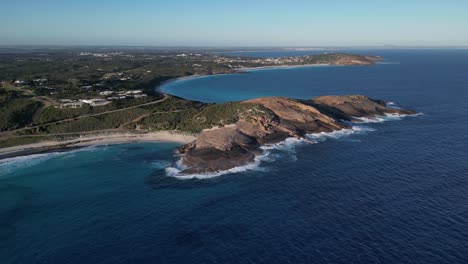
[2,0,468,46]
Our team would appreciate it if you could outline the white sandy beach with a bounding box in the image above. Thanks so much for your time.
[236,63,331,72]
[0,131,196,159]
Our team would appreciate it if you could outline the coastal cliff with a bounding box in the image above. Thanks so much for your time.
[178,95,415,174]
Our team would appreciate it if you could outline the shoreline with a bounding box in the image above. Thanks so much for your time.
[155,63,335,94]
[0,131,196,161]
[236,63,331,72]
[156,72,242,94]
[155,75,205,93]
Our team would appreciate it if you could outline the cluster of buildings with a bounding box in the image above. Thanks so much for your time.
[176,53,202,57]
[57,100,84,109]
[74,71,135,92]
[57,90,148,109]
[100,72,134,81]
[78,52,134,58]
[209,56,307,65]
[100,90,148,100]
[14,78,48,87]
[57,98,110,108]
[14,78,58,95]
[156,52,307,67]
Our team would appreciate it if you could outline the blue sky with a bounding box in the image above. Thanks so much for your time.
[2,0,467,46]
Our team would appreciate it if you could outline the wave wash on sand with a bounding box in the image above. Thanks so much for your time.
[0,131,196,161]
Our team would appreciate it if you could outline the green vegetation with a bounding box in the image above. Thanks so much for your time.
[42,108,149,133]
[35,95,160,124]
[11,96,205,135]
[0,88,42,131]
[135,101,275,133]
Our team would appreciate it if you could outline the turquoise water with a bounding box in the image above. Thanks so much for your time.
[2,49,468,263]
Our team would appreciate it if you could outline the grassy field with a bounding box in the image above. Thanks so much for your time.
[0,88,43,131]
[11,96,270,135]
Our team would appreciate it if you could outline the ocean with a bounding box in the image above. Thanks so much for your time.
[1,49,468,263]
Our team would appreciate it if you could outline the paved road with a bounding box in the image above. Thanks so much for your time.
[3,109,188,139]
[0,94,169,137]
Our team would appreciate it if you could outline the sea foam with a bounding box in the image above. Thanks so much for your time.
[165,153,268,180]
[306,125,375,142]
[0,147,96,178]
[352,112,422,123]
[164,109,422,180]
[165,125,374,180]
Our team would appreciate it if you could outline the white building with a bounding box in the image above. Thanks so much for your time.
[99,91,114,96]
[108,96,126,100]
[125,90,143,95]
[80,99,110,106]
[59,102,84,109]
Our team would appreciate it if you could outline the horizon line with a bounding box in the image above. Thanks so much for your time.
[1,44,468,49]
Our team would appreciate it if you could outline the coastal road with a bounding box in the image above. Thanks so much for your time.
[0,94,170,137]
[1,108,189,139]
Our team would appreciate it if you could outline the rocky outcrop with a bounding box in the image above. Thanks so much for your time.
[302,53,383,65]
[178,95,416,174]
[308,95,416,121]
[330,55,382,65]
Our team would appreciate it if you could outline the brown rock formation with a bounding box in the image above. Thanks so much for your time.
[178,95,416,174]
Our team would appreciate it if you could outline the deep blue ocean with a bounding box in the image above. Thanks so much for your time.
[1,49,468,263]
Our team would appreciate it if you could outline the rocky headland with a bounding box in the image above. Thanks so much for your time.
[178,95,415,174]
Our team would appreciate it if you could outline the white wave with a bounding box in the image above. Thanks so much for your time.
[260,137,312,151]
[165,136,320,179]
[377,62,400,65]
[165,152,268,180]
[149,160,172,169]
[165,126,377,180]
[386,101,401,109]
[306,126,375,142]
[352,116,391,123]
[0,152,65,177]
[164,112,429,180]
[0,146,96,178]
[164,111,423,180]
[260,137,316,162]
[352,112,422,123]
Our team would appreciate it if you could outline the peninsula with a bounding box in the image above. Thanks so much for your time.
[178,95,415,174]
[0,48,415,174]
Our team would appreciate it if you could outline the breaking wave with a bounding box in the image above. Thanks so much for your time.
[386,101,401,109]
[352,112,422,123]
[165,125,374,180]
[164,109,423,180]
[165,153,268,180]
[0,153,62,177]
[306,125,375,142]
[0,147,96,178]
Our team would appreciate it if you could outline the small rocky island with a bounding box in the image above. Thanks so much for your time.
[179,95,416,174]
